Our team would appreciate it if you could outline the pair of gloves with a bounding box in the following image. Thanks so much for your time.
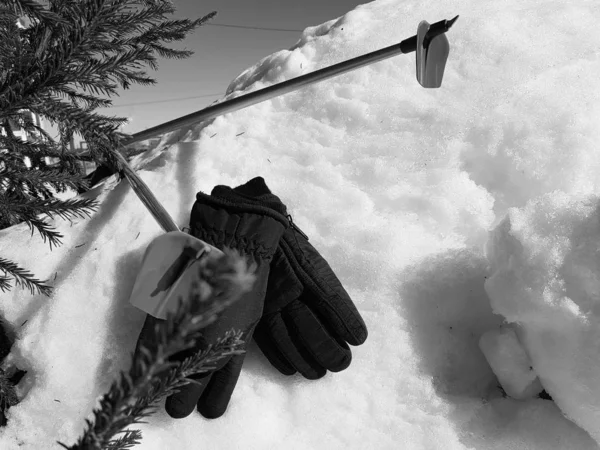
[134,176,368,419]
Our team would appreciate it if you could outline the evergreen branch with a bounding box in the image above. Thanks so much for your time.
[0,276,12,293]
[77,48,158,89]
[8,109,36,130]
[6,0,69,24]
[0,135,89,177]
[147,42,191,60]
[1,0,219,305]
[23,216,64,250]
[0,256,52,296]
[130,13,217,50]
[1,119,15,140]
[28,196,99,224]
[21,120,55,143]
[65,77,118,98]
[0,7,18,28]
[136,19,200,43]
[79,127,131,168]
[50,86,112,109]
[58,249,256,450]
[105,430,143,450]
[102,1,177,34]
[1,165,90,197]
[0,134,55,154]
[20,174,55,200]
[0,112,54,145]
[0,193,98,250]
[77,49,150,79]
[33,22,53,59]
[32,94,122,134]
[112,69,155,90]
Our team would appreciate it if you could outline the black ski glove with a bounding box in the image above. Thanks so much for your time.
[232,178,369,379]
[134,178,289,419]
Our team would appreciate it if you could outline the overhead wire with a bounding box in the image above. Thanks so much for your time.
[205,23,303,32]
[108,93,224,108]
[107,22,303,109]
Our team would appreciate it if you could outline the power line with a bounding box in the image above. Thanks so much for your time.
[106,22,303,109]
[205,23,303,33]
[108,92,225,108]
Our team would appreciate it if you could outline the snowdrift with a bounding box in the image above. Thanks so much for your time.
[1,0,600,449]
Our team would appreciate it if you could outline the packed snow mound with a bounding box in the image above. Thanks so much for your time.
[485,191,600,442]
[1,0,600,449]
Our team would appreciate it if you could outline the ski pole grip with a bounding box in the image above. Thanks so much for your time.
[400,15,459,54]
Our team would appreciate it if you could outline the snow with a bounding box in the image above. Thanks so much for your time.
[478,325,543,400]
[1,0,600,448]
[485,192,600,443]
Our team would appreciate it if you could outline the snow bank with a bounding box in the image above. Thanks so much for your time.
[485,191,600,442]
[1,0,600,448]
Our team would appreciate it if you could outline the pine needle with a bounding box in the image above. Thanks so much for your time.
[58,248,256,450]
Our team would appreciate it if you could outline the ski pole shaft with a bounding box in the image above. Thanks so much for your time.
[112,150,180,232]
[125,15,459,145]
[127,47,405,144]
[102,16,458,233]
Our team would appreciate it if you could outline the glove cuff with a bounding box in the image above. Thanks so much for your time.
[209,177,287,216]
[231,176,273,197]
[191,177,289,259]
[196,177,288,222]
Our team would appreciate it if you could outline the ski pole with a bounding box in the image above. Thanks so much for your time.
[105,16,460,233]
[126,15,459,145]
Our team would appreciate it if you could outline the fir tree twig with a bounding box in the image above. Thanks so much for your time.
[0,0,218,297]
[58,248,257,450]
[0,192,99,249]
[0,256,52,296]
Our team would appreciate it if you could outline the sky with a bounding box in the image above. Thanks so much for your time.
[101,0,369,135]
[2,0,600,449]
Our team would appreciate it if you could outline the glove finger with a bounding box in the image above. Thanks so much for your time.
[283,299,352,373]
[197,353,246,419]
[281,234,368,346]
[165,372,212,419]
[135,315,206,419]
[265,245,304,315]
[253,319,297,376]
[256,313,326,380]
